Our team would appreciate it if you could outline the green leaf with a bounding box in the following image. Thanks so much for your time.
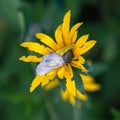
[84,61,93,73]
[0,0,21,31]
[58,77,66,91]
[92,62,109,76]
[19,3,31,38]
[72,67,85,94]
[111,108,120,120]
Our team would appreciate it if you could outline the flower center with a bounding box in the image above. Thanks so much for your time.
[62,50,73,63]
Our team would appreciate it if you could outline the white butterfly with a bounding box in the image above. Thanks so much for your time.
[36,52,65,75]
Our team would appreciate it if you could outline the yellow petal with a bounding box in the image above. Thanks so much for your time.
[80,74,101,92]
[62,10,71,45]
[72,56,79,61]
[84,83,101,92]
[79,40,97,55]
[73,47,80,57]
[77,90,88,101]
[66,79,76,96]
[69,95,75,105]
[41,69,57,87]
[69,22,83,43]
[74,40,97,56]
[60,89,68,100]
[55,25,64,48]
[58,65,66,79]
[72,56,85,64]
[20,42,52,55]
[36,33,58,51]
[80,74,94,84]
[64,64,73,79]
[30,75,45,92]
[45,79,59,90]
[78,56,85,64]
[74,34,89,49]
[41,77,49,87]
[47,69,57,76]
[61,89,75,105]
[71,61,88,73]
[71,31,78,44]
[19,55,42,62]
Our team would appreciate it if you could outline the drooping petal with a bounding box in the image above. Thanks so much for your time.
[45,79,59,90]
[71,61,88,73]
[19,55,42,62]
[60,89,68,100]
[84,83,101,92]
[74,40,97,56]
[64,64,73,79]
[66,79,76,96]
[80,74,101,92]
[30,70,57,92]
[69,22,83,43]
[20,42,52,55]
[77,90,88,101]
[41,77,49,87]
[80,74,94,84]
[30,75,45,92]
[61,89,75,105]
[55,25,64,48]
[69,95,75,105]
[62,10,71,45]
[58,65,66,79]
[36,33,59,51]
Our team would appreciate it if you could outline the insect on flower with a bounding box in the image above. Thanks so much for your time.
[36,52,65,75]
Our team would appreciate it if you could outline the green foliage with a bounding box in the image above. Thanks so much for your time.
[58,77,66,91]
[0,0,120,120]
[0,0,23,31]
[73,67,84,94]
[111,108,120,120]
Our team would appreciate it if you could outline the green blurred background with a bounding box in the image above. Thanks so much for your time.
[0,0,120,120]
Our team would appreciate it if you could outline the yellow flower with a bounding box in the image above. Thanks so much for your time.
[19,10,100,102]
